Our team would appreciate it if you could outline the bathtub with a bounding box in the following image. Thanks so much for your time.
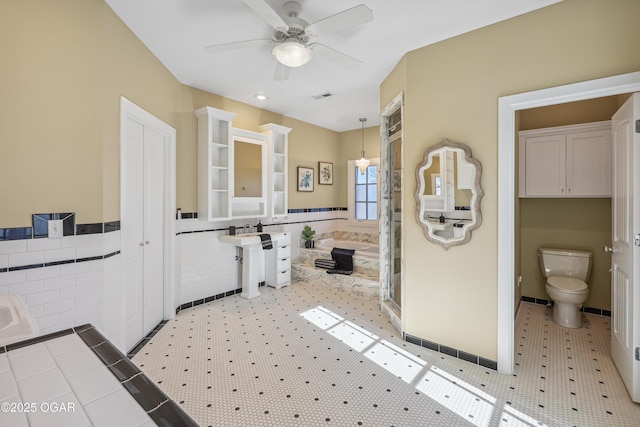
[315,238,379,258]
[0,295,39,346]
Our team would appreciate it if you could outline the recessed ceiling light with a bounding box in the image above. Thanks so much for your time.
[255,94,268,101]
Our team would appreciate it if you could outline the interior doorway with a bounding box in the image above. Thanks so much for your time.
[497,71,640,375]
[119,97,177,352]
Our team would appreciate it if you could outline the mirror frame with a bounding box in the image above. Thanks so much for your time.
[414,138,484,250]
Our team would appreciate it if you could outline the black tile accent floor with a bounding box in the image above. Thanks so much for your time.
[131,284,640,426]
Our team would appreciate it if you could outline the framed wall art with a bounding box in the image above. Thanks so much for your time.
[297,167,314,192]
[318,161,333,185]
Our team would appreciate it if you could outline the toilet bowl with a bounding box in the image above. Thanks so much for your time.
[545,277,588,328]
[538,248,592,328]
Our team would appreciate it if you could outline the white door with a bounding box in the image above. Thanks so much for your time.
[122,119,165,351]
[610,92,640,402]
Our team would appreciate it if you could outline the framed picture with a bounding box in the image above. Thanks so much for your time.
[297,167,314,192]
[318,161,333,185]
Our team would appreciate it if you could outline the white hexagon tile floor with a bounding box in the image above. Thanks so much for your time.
[131,283,640,426]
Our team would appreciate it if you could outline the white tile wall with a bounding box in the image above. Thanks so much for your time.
[0,211,362,345]
[0,232,115,336]
[177,210,349,305]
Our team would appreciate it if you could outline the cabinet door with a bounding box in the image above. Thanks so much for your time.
[566,130,612,196]
[524,135,566,196]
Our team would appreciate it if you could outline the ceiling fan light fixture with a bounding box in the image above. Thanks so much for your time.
[272,39,312,67]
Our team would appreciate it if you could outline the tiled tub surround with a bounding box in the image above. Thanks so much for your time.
[293,231,380,301]
[0,324,196,427]
[314,231,379,245]
[293,248,380,301]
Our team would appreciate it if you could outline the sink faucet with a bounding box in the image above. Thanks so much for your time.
[244,224,251,234]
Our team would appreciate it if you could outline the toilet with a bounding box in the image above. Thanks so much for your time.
[537,248,592,328]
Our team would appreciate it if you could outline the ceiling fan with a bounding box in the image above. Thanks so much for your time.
[205,0,374,80]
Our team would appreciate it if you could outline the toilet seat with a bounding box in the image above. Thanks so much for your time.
[547,276,588,293]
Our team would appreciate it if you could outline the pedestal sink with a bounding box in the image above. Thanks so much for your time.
[218,232,285,299]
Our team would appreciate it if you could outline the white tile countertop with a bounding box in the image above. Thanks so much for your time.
[0,324,196,426]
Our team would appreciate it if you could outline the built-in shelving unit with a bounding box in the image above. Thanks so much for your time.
[196,109,291,223]
[260,123,292,221]
[195,106,237,221]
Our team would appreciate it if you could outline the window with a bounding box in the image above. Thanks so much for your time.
[431,173,442,196]
[354,164,378,221]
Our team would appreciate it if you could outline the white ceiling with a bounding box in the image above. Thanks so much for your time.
[105,0,561,132]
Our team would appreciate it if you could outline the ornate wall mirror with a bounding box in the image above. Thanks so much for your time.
[415,138,483,249]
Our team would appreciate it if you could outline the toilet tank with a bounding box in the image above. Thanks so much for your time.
[537,248,592,281]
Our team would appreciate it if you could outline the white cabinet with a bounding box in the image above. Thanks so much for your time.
[266,232,291,289]
[196,109,291,222]
[195,106,237,221]
[260,123,292,221]
[519,121,611,198]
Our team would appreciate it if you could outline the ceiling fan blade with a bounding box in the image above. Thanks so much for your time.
[274,62,291,82]
[310,43,363,71]
[205,39,272,53]
[242,0,289,33]
[306,4,374,37]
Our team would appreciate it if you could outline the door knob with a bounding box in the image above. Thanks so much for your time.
[603,246,619,253]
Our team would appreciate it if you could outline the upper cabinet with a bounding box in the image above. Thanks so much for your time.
[260,123,292,222]
[195,106,237,221]
[518,121,612,198]
[196,106,289,222]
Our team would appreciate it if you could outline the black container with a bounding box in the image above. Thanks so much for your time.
[228,226,236,235]
[256,221,263,232]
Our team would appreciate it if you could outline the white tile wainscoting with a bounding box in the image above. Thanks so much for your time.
[176,209,349,306]
[0,231,119,336]
[0,208,358,353]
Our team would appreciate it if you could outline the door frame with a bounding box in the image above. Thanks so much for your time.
[120,97,177,341]
[497,71,640,374]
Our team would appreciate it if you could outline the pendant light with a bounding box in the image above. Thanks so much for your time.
[355,117,370,175]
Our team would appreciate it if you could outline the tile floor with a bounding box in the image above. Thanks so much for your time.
[132,283,640,426]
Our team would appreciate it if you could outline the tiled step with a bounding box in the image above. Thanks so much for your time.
[291,263,379,301]
[297,248,379,279]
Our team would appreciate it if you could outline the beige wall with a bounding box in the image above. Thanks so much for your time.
[1,0,104,226]
[0,0,348,229]
[386,0,640,360]
[520,198,612,308]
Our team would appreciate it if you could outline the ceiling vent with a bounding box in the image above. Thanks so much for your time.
[312,92,334,100]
